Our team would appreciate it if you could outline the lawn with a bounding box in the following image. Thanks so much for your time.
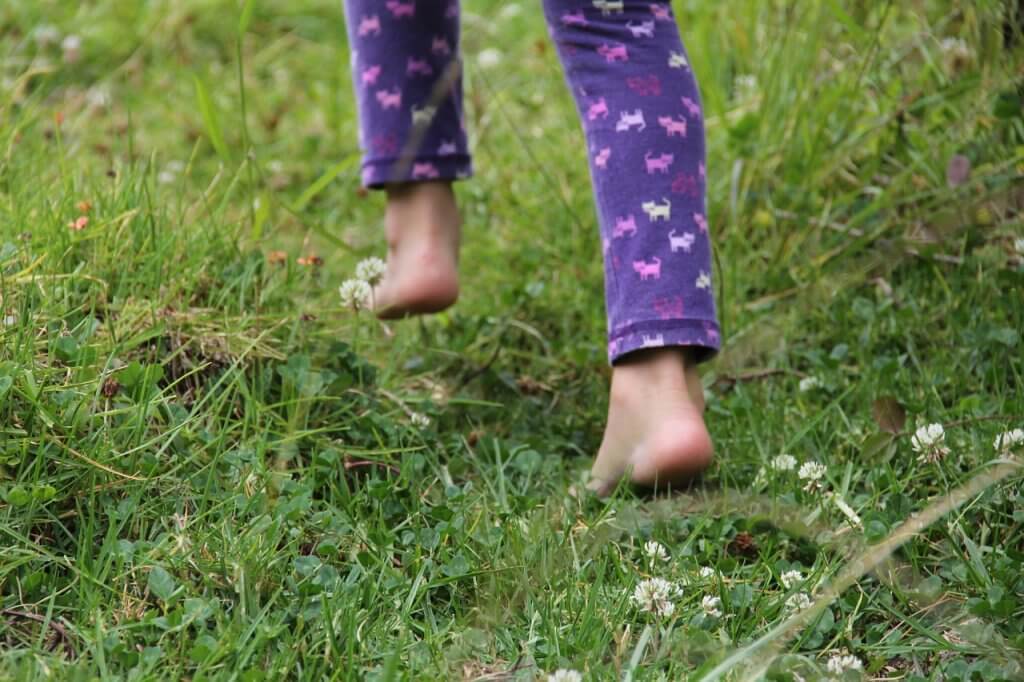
[1,0,1023,679]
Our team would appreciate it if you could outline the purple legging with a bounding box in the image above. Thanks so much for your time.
[342,0,720,364]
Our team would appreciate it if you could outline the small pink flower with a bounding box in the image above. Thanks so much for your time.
[68,216,89,231]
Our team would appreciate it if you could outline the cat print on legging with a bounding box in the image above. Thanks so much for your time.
[342,0,720,364]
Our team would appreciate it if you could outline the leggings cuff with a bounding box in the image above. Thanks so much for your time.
[609,319,721,366]
[362,155,473,189]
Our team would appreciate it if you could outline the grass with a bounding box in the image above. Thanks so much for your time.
[1,0,1024,679]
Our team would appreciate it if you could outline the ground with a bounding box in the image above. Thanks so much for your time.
[1,1,1024,680]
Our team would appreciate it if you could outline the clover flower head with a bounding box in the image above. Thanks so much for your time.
[644,541,669,562]
[939,37,974,75]
[825,653,864,675]
[478,48,503,69]
[785,592,812,612]
[410,412,431,428]
[547,670,582,682]
[698,566,716,579]
[993,429,1024,454]
[632,577,679,617]
[771,454,797,472]
[798,461,827,492]
[911,423,950,463]
[338,278,372,310]
[780,570,804,590]
[798,376,821,392]
[701,595,723,618]
[354,257,386,286]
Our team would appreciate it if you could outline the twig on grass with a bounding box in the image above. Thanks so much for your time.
[2,609,76,657]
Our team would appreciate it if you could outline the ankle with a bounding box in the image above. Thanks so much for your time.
[384,181,460,247]
[610,348,704,409]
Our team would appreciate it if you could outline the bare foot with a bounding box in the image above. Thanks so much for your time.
[588,348,713,496]
[373,181,461,319]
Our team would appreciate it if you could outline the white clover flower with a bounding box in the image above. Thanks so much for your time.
[911,423,950,463]
[771,454,797,472]
[477,48,503,69]
[354,256,386,286]
[643,541,669,563]
[780,570,804,590]
[828,492,863,529]
[798,376,821,392]
[498,3,522,19]
[338,279,372,310]
[86,86,111,108]
[34,25,61,47]
[547,670,582,682]
[939,37,974,74]
[698,566,715,579]
[410,412,431,428]
[825,653,863,675]
[632,577,679,617]
[785,592,812,612]
[701,595,723,618]
[61,35,82,64]
[993,429,1024,454]
[734,74,759,100]
[798,461,827,493]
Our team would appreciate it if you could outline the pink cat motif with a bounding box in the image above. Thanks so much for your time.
[644,152,674,174]
[649,3,671,21]
[671,172,699,198]
[594,147,612,169]
[658,115,687,137]
[613,214,638,238]
[694,213,709,233]
[681,96,701,118]
[358,15,381,37]
[653,296,684,319]
[438,140,458,155]
[407,57,433,76]
[633,256,662,280]
[372,133,398,155]
[668,229,695,253]
[562,10,587,26]
[626,20,655,38]
[412,162,439,179]
[361,65,382,86]
[587,97,609,121]
[597,43,629,63]
[386,0,415,18]
[432,36,451,56]
[626,75,661,96]
[376,88,402,110]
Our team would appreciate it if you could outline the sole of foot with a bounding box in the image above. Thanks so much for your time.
[587,347,713,497]
[373,180,461,319]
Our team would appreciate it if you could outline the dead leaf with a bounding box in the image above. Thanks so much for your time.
[872,396,906,434]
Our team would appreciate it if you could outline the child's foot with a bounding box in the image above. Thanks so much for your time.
[588,348,713,496]
[374,181,461,319]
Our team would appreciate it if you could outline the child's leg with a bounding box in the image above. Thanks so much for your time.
[542,1,721,492]
[342,0,469,317]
